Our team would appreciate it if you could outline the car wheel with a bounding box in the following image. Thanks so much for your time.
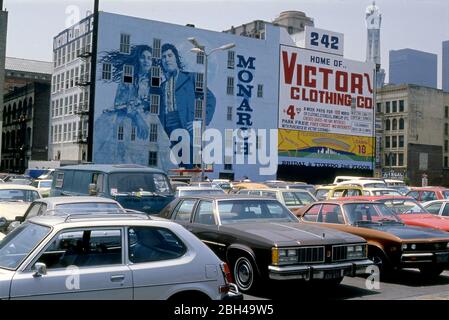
[233,256,258,293]
[419,266,444,278]
[368,248,391,278]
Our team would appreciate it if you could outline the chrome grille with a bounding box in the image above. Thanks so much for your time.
[298,246,325,263]
[332,245,348,262]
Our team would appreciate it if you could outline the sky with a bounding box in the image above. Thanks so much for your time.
[3,0,449,87]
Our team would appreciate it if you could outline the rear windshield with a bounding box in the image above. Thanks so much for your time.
[178,189,225,196]
[0,189,40,202]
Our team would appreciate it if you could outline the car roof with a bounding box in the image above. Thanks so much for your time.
[32,196,121,206]
[410,187,449,191]
[339,195,414,201]
[312,199,384,205]
[56,164,166,174]
[178,194,278,200]
[0,184,38,191]
[177,186,222,191]
[239,188,311,193]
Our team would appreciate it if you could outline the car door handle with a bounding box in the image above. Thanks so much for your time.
[110,274,125,282]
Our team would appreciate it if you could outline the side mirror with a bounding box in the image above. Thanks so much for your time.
[88,183,97,196]
[15,216,25,223]
[33,262,47,277]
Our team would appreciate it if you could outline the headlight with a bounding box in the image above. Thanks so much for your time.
[411,244,417,250]
[272,247,297,265]
[401,244,408,250]
[347,245,366,259]
[446,243,449,249]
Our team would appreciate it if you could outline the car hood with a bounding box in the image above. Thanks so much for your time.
[399,214,449,231]
[220,222,365,246]
[362,223,449,240]
[0,268,13,299]
[0,202,31,220]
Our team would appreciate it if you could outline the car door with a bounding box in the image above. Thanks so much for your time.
[190,200,226,259]
[127,226,201,299]
[10,227,133,299]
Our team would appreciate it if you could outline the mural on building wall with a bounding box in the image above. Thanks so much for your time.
[94,42,216,169]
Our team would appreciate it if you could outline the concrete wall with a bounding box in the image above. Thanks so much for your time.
[407,143,443,186]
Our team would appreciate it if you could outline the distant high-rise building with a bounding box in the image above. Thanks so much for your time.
[365,1,385,88]
[389,48,438,88]
[443,40,449,92]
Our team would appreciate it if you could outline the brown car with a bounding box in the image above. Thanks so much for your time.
[294,200,449,277]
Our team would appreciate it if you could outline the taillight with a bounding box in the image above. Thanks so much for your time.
[220,262,234,284]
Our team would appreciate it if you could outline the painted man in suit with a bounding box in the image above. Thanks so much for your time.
[159,43,216,167]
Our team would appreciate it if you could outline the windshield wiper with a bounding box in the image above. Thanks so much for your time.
[353,220,381,226]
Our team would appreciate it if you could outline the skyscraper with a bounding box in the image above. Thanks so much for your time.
[389,48,438,88]
[443,40,449,92]
[365,1,385,88]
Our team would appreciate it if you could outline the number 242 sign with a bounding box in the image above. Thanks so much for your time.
[304,26,344,56]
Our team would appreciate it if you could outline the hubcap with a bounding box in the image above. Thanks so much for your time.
[234,258,253,290]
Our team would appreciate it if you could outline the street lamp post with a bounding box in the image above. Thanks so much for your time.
[188,38,235,181]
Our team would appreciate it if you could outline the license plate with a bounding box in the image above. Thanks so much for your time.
[436,253,449,263]
[324,270,342,279]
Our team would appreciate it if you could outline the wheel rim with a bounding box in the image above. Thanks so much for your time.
[234,257,254,291]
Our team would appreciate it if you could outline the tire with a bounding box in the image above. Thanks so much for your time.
[232,255,259,293]
[368,247,391,278]
[419,266,444,278]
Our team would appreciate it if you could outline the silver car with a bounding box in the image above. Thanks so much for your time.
[0,213,241,300]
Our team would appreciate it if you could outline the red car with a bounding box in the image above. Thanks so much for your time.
[406,187,449,202]
[341,195,449,232]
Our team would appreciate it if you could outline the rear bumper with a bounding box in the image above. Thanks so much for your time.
[221,284,243,301]
[268,259,373,280]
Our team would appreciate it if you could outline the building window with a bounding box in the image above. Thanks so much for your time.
[398,153,404,166]
[120,33,130,54]
[148,151,158,166]
[445,156,448,168]
[196,51,205,65]
[227,77,234,95]
[391,153,397,166]
[123,65,133,83]
[151,67,161,87]
[392,101,397,113]
[257,84,263,98]
[385,101,390,113]
[376,103,381,113]
[392,136,397,148]
[102,63,112,80]
[224,164,233,171]
[153,38,161,58]
[385,136,390,148]
[149,124,158,142]
[399,135,404,148]
[399,100,405,112]
[385,119,390,131]
[194,99,203,119]
[227,106,233,121]
[445,140,448,153]
[150,95,160,114]
[131,127,136,141]
[227,50,235,69]
[195,73,204,91]
[117,126,124,141]
[446,106,449,118]
[445,123,449,136]
[399,118,404,130]
[392,119,397,130]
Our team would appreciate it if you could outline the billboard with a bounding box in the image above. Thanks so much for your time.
[278,45,375,169]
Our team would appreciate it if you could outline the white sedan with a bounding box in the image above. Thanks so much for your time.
[422,200,449,217]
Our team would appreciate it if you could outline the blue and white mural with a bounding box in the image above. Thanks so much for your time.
[93,12,287,180]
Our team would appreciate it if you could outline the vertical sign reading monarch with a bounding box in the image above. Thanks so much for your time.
[278,45,376,170]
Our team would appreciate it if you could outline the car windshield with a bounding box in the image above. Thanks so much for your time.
[371,189,402,196]
[109,173,172,195]
[39,181,52,188]
[282,191,315,206]
[217,199,298,224]
[0,223,50,270]
[0,189,40,202]
[315,189,329,200]
[178,189,225,196]
[382,199,427,214]
[343,203,402,225]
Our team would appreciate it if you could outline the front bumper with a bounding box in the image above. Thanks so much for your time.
[268,259,373,281]
[400,251,449,267]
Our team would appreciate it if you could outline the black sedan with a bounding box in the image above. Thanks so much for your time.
[160,195,373,293]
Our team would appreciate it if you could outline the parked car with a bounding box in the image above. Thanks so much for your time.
[5,196,126,233]
[4,178,33,185]
[31,179,52,198]
[237,188,317,211]
[362,188,402,196]
[0,213,241,300]
[422,200,449,218]
[407,187,449,202]
[50,164,174,215]
[341,195,449,233]
[388,185,411,195]
[385,179,406,187]
[160,195,373,293]
[314,185,363,201]
[230,182,268,193]
[338,179,387,189]
[176,187,225,197]
[0,184,41,233]
[169,180,189,191]
[295,200,449,277]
